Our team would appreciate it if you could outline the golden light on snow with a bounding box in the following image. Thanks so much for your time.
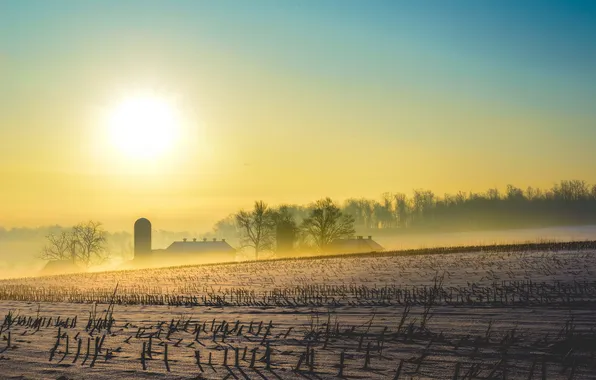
[106,94,181,160]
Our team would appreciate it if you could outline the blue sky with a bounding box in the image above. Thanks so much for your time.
[2,1,595,113]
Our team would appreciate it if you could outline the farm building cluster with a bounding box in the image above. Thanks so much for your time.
[40,218,384,275]
[133,217,384,263]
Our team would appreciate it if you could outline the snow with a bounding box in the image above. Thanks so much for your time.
[0,249,595,378]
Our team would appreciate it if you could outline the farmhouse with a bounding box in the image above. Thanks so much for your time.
[40,259,81,276]
[152,238,236,262]
[134,218,236,264]
[327,236,384,254]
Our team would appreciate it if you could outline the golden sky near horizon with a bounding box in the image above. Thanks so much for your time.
[1,2,596,232]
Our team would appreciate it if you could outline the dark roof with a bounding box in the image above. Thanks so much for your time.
[166,239,236,254]
[40,260,81,276]
[328,237,384,253]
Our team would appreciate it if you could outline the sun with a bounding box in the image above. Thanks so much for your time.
[107,94,181,160]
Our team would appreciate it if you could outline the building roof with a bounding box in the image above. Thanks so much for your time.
[328,236,384,253]
[40,260,81,276]
[165,239,236,254]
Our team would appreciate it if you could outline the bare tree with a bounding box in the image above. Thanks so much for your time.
[374,199,392,229]
[506,184,524,200]
[487,188,500,200]
[213,214,241,242]
[40,231,77,263]
[301,198,355,252]
[343,198,365,228]
[235,201,276,260]
[393,193,409,228]
[72,221,109,268]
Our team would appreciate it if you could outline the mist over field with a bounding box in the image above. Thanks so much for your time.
[4,179,596,278]
[0,227,199,278]
[2,223,596,279]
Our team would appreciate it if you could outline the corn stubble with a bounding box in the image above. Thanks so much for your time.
[0,248,595,378]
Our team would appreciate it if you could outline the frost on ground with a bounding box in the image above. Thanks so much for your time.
[0,250,595,379]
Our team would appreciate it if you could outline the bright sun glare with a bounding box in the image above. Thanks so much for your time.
[107,95,180,159]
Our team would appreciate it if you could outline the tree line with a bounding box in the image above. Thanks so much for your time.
[342,180,596,231]
[215,180,596,254]
[34,179,596,262]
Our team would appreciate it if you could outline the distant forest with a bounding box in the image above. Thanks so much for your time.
[2,180,596,251]
[214,180,596,237]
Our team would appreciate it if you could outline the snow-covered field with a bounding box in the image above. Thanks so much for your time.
[1,249,596,379]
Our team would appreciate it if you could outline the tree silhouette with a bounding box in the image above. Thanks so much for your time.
[213,214,240,241]
[72,221,109,268]
[40,231,77,263]
[300,198,355,252]
[39,221,109,268]
[235,201,276,260]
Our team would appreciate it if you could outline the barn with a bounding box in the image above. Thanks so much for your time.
[154,238,236,263]
[39,259,81,276]
[133,218,236,265]
[327,236,384,254]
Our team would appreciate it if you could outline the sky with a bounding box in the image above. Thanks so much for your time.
[1,0,595,232]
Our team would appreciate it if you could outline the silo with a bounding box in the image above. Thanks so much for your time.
[134,218,152,258]
[276,220,296,255]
